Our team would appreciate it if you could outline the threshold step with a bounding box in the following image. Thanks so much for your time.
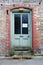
[11,55,32,59]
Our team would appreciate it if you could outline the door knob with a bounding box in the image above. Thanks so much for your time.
[28,36,29,37]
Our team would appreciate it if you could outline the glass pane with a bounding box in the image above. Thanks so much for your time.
[22,14,28,34]
[14,14,21,34]
[22,14,28,23]
[22,28,28,34]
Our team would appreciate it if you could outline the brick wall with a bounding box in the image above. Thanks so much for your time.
[32,5,40,49]
[0,6,7,55]
[0,4,43,55]
[38,6,43,50]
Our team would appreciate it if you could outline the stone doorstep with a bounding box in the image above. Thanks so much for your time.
[0,55,32,59]
[0,56,43,59]
[9,55,32,59]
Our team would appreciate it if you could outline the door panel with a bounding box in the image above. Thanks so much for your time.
[11,9,32,48]
[21,38,28,47]
[14,14,21,46]
[14,38,20,46]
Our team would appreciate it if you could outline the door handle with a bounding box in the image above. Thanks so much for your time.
[20,36,23,37]
[28,36,29,37]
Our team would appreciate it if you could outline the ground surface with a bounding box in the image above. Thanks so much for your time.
[0,58,43,65]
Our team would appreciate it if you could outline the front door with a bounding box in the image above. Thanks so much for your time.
[11,9,32,48]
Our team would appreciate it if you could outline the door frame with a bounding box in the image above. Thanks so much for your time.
[10,8,32,48]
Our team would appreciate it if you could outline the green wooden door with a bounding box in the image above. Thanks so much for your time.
[11,9,32,48]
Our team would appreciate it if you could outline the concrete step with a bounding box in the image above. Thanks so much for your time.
[14,50,31,55]
[13,47,29,51]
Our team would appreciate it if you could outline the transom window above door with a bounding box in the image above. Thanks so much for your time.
[14,13,28,34]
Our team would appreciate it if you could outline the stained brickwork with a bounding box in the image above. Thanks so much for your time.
[33,6,40,49]
[0,1,43,55]
[0,6,7,55]
[38,6,43,51]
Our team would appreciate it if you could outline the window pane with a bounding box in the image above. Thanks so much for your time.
[22,28,28,34]
[22,14,28,23]
[14,14,21,34]
[22,14,28,34]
